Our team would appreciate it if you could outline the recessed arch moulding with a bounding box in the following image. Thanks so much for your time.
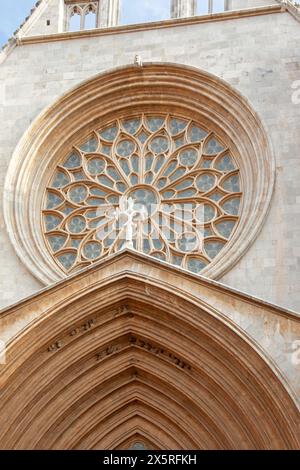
[4,63,275,284]
[0,252,299,449]
[0,252,300,449]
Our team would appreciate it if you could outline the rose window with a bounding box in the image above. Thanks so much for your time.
[43,114,242,275]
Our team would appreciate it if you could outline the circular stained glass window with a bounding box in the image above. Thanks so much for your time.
[42,114,242,274]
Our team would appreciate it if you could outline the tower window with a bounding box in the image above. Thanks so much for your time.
[65,1,98,31]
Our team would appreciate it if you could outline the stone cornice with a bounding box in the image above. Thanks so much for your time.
[17,4,282,46]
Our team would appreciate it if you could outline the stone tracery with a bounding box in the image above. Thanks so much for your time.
[43,114,242,275]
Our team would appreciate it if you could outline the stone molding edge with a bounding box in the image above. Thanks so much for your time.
[0,250,299,322]
[3,63,275,286]
[17,4,282,46]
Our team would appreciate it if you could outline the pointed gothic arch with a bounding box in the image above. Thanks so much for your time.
[0,253,299,449]
[4,63,275,285]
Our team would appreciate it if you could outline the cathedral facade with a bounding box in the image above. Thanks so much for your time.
[0,0,299,449]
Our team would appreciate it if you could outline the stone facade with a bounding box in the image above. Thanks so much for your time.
[0,0,299,451]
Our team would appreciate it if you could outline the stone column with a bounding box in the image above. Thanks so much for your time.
[171,0,197,18]
[98,0,120,28]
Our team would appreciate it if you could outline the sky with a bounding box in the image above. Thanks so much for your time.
[0,0,170,47]
[0,0,220,48]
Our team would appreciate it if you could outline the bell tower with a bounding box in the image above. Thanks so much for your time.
[171,0,197,18]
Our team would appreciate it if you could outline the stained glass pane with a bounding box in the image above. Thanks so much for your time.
[177,188,197,198]
[162,190,175,199]
[137,130,149,144]
[87,158,105,175]
[163,160,177,177]
[46,192,63,210]
[174,137,185,148]
[171,253,183,266]
[90,187,107,197]
[123,118,141,134]
[101,144,111,156]
[175,178,194,191]
[169,118,188,135]
[205,240,225,259]
[154,155,165,173]
[57,252,77,270]
[177,233,198,252]
[52,170,70,188]
[73,171,87,181]
[216,154,235,172]
[100,125,118,141]
[145,172,154,184]
[44,214,62,231]
[68,215,86,233]
[120,159,131,176]
[222,197,241,215]
[47,234,67,252]
[63,152,81,169]
[130,155,139,173]
[187,257,207,273]
[208,190,224,202]
[69,185,88,204]
[179,148,198,167]
[196,173,216,192]
[107,167,121,181]
[169,168,186,182]
[117,139,135,157]
[195,204,216,223]
[156,178,167,189]
[190,125,208,142]
[83,241,102,260]
[222,174,240,192]
[147,117,165,132]
[151,251,166,261]
[215,220,236,238]
[80,138,98,153]
[98,175,114,188]
[204,137,224,155]
[145,154,154,172]
[150,136,169,154]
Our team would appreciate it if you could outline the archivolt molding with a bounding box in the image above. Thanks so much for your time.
[4,63,275,284]
[0,264,299,450]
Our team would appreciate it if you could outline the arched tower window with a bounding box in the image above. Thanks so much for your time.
[69,6,82,31]
[66,1,98,31]
[83,4,97,29]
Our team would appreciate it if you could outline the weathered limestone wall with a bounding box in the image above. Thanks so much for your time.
[0,10,300,310]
